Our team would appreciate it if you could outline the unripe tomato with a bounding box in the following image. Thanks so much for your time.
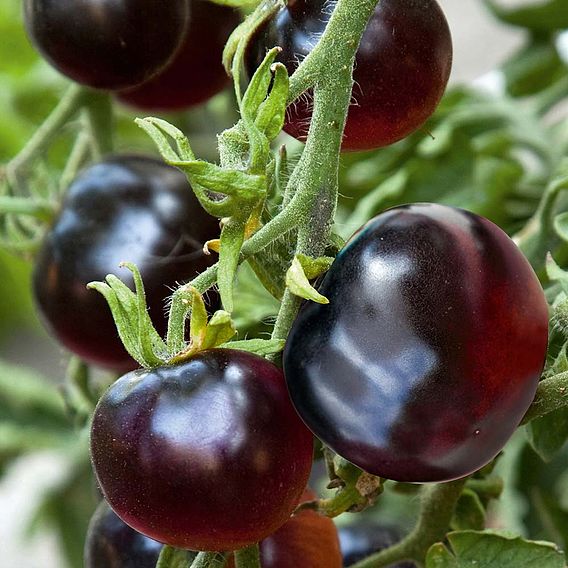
[284,204,548,482]
[246,0,452,151]
[84,501,162,568]
[23,0,190,90]
[118,0,240,111]
[90,349,314,551]
[32,156,218,372]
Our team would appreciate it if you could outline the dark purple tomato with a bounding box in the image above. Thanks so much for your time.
[90,349,314,551]
[339,523,415,567]
[84,501,163,568]
[117,0,240,111]
[32,156,218,372]
[23,0,190,90]
[284,204,548,482]
[246,0,452,151]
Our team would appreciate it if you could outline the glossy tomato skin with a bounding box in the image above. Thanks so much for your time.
[227,489,342,568]
[118,0,240,111]
[90,349,314,551]
[339,523,415,567]
[246,0,452,151]
[23,0,189,90]
[33,156,218,372]
[84,501,163,568]
[284,204,548,482]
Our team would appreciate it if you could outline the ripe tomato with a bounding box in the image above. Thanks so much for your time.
[225,489,341,568]
[118,0,240,111]
[32,156,218,372]
[284,204,548,482]
[246,0,452,151]
[85,501,162,568]
[339,523,415,567]
[90,349,314,551]
[23,0,189,90]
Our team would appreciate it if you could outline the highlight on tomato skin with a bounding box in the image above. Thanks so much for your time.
[245,0,452,152]
[84,501,163,568]
[23,0,190,91]
[117,0,241,111]
[90,349,314,552]
[32,155,219,372]
[284,203,549,483]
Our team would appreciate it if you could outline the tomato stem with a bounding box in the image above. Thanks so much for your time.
[522,370,568,424]
[190,552,227,568]
[84,90,115,158]
[234,544,261,568]
[5,84,87,187]
[350,478,468,568]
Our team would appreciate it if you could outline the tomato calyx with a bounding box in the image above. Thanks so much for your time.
[297,454,383,518]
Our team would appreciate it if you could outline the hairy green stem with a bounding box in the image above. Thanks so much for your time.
[190,552,227,568]
[84,90,115,157]
[156,546,197,568]
[6,84,86,185]
[522,371,568,424]
[234,544,261,568]
[59,129,92,190]
[351,479,467,568]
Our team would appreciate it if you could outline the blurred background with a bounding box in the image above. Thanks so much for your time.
[0,0,564,566]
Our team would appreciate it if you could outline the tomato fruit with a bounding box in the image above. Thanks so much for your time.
[118,0,240,111]
[225,489,341,568]
[339,523,415,567]
[284,203,548,482]
[84,501,162,568]
[90,349,314,551]
[246,0,452,151]
[23,0,190,90]
[32,156,218,371]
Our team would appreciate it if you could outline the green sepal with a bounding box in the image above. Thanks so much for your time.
[201,310,237,350]
[222,0,284,102]
[156,546,197,568]
[87,263,167,368]
[426,530,566,568]
[286,255,332,304]
[255,63,289,141]
[135,117,195,162]
[450,488,486,531]
[218,216,248,312]
[554,212,568,243]
[219,338,285,356]
[241,47,281,123]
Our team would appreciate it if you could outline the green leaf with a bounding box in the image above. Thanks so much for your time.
[427,530,566,568]
[426,543,458,568]
[296,253,334,279]
[451,489,486,531]
[241,47,280,122]
[220,338,285,356]
[482,0,568,32]
[255,63,290,141]
[527,407,568,462]
[554,212,568,242]
[286,256,329,304]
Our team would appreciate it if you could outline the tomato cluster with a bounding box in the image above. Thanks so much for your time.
[24,0,238,105]
[246,0,453,151]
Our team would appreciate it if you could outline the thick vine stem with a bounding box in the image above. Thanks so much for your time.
[4,84,87,186]
[234,544,261,568]
[84,90,115,157]
[350,478,468,568]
